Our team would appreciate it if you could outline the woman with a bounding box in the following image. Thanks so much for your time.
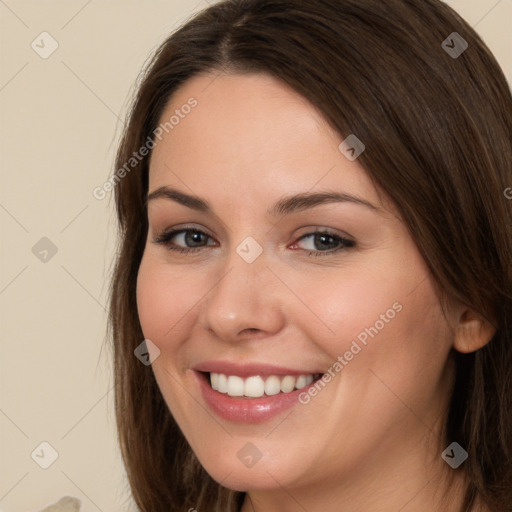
[109,0,512,510]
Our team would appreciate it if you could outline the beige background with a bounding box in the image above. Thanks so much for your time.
[0,1,510,511]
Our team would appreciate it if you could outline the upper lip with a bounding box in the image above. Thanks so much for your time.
[193,360,323,378]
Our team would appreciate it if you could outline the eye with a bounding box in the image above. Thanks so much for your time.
[153,226,355,257]
[291,230,355,257]
[154,227,216,254]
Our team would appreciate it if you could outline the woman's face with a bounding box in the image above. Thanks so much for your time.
[137,72,457,503]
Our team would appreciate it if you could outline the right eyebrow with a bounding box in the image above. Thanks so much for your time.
[146,186,210,212]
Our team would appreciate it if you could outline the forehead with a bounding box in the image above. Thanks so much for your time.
[148,72,382,210]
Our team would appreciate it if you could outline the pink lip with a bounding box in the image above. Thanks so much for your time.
[193,363,323,424]
[193,360,321,378]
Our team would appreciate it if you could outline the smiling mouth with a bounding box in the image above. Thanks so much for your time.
[202,371,324,399]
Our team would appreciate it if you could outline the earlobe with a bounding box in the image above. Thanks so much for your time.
[453,309,497,354]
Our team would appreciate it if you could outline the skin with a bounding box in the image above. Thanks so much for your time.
[136,72,494,512]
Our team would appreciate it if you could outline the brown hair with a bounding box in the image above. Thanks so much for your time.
[108,0,512,510]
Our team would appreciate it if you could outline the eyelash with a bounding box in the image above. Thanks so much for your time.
[153,227,355,257]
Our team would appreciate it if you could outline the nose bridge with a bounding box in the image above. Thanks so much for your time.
[199,238,284,339]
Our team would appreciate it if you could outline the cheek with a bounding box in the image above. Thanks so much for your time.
[291,268,452,467]
[300,251,451,389]
[136,254,198,349]
[294,264,404,358]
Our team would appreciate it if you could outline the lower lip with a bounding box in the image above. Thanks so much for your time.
[195,372,315,424]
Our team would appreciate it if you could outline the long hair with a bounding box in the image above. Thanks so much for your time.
[108,1,512,510]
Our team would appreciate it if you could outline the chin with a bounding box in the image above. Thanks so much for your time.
[197,447,305,492]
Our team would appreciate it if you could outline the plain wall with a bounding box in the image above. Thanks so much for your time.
[0,1,510,510]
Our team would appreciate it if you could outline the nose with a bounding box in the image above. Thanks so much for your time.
[199,245,286,342]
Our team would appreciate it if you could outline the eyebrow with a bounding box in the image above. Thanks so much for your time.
[146,186,379,216]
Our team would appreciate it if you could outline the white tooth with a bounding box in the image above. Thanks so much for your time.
[216,373,315,397]
[280,375,296,393]
[295,375,307,389]
[210,372,219,391]
[265,375,281,396]
[227,375,244,396]
[217,373,228,393]
[244,376,265,398]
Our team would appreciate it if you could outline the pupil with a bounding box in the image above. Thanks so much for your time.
[186,231,204,246]
[315,234,336,250]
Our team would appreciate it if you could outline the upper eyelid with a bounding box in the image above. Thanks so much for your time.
[153,226,214,242]
[155,226,213,237]
[154,225,352,239]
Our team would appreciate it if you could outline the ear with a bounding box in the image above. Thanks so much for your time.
[453,308,496,354]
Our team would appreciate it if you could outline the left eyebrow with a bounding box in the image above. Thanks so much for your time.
[267,191,380,217]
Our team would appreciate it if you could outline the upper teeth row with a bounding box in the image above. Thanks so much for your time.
[210,373,315,398]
